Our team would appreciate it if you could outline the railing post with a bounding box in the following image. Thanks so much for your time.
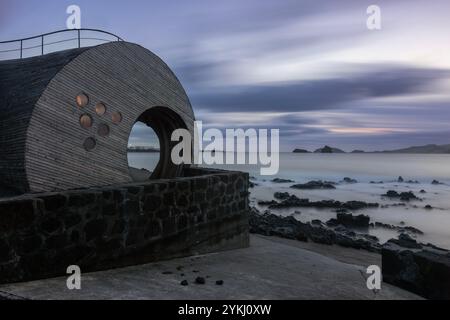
[41,35,44,55]
[20,40,23,59]
[78,29,81,48]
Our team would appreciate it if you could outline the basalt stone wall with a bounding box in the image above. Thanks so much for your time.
[0,167,249,284]
[382,239,450,299]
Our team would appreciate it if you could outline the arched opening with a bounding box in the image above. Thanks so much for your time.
[127,122,160,181]
[127,106,190,181]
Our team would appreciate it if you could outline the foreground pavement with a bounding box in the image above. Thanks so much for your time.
[0,235,420,300]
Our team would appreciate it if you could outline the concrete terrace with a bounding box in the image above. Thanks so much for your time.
[0,235,420,300]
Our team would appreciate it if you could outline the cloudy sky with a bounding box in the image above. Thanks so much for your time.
[1,0,450,151]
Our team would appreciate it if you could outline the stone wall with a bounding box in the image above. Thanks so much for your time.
[382,236,450,299]
[0,167,250,284]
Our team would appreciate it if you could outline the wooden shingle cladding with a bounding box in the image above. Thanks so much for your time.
[0,42,195,194]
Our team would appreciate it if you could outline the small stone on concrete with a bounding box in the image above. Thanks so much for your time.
[195,277,205,284]
[180,280,188,286]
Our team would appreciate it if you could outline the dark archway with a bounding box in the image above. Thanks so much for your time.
[128,106,189,181]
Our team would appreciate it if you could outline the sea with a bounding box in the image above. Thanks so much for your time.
[128,152,450,250]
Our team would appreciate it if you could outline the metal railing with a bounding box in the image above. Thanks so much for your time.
[0,29,124,61]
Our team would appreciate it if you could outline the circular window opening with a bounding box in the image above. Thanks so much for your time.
[80,114,93,128]
[98,123,110,137]
[127,121,160,182]
[95,102,106,116]
[83,137,96,151]
[112,111,122,124]
[76,93,89,108]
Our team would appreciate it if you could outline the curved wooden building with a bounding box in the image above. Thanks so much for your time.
[0,41,195,194]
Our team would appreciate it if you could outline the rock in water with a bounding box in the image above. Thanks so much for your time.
[290,180,336,190]
[342,177,357,183]
[398,176,404,182]
[271,178,294,183]
[259,192,379,210]
[274,192,290,200]
[249,207,380,252]
[382,190,419,201]
[336,213,370,228]
[385,190,400,197]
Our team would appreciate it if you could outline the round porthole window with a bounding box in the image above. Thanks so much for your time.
[98,123,110,137]
[112,111,122,124]
[80,114,93,128]
[83,137,96,151]
[95,102,106,116]
[76,93,89,108]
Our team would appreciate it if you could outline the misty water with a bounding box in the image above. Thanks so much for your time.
[128,152,450,250]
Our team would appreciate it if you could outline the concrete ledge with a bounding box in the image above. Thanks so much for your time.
[0,167,250,284]
[0,235,421,300]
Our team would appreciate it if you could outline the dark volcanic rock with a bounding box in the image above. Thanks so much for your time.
[195,277,206,285]
[336,213,370,228]
[342,177,357,183]
[383,190,419,201]
[390,233,422,249]
[342,201,379,210]
[258,192,379,211]
[399,192,419,201]
[385,190,400,197]
[257,200,278,206]
[273,192,290,200]
[249,207,380,252]
[402,226,424,235]
[271,178,295,183]
[431,179,441,185]
[180,280,188,286]
[290,180,336,190]
[382,237,450,299]
[397,176,404,182]
[373,222,424,235]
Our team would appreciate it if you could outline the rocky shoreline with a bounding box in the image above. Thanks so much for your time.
[250,183,435,251]
[249,176,450,299]
[249,206,450,299]
[249,207,382,252]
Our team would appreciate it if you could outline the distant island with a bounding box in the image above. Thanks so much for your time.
[293,145,345,153]
[292,144,450,154]
[292,148,310,153]
[313,145,345,153]
[127,146,160,153]
[379,144,450,154]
